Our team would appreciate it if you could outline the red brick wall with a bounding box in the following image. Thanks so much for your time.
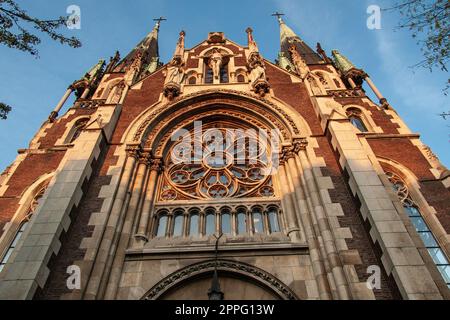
[35,141,117,300]
[369,138,435,180]
[112,69,165,144]
[0,151,65,237]
[372,140,450,233]
[38,109,97,149]
[266,64,323,135]
[333,98,400,134]
[368,138,450,233]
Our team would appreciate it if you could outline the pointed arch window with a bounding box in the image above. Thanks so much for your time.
[188,76,197,85]
[205,66,214,84]
[387,172,450,288]
[236,208,247,235]
[172,212,184,237]
[205,209,216,235]
[268,207,280,233]
[220,63,229,83]
[189,211,200,237]
[252,207,264,234]
[0,187,46,273]
[221,208,232,235]
[316,72,331,90]
[69,118,89,143]
[346,109,368,133]
[156,213,168,238]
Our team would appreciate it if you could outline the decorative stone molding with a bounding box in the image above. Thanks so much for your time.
[142,259,298,300]
[252,78,271,97]
[293,138,308,153]
[150,158,164,173]
[327,89,365,98]
[126,145,141,159]
[73,99,106,109]
[131,89,301,144]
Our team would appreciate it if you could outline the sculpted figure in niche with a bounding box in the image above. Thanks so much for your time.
[165,58,185,85]
[164,30,186,86]
[209,48,224,79]
[110,80,126,104]
[307,75,322,95]
[248,54,266,85]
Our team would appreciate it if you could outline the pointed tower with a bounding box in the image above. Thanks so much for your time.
[273,13,323,70]
[114,18,164,75]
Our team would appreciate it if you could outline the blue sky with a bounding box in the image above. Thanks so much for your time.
[0,0,448,171]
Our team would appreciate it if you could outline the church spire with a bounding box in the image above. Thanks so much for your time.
[272,12,322,70]
[115,18,165,74]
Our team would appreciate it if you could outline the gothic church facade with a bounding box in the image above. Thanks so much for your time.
[0,16,449,300]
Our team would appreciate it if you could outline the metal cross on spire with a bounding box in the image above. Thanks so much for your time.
[271,11,285,24]
[153,16,167,29]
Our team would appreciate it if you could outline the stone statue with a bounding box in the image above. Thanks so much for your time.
[165,58,185,85]
[249,63,266,85]
[208,48,223,80]
[110,81,126,104]
[247,53,270,96]
[163,31,187,99]
[247,54,266,84]
[289,44,309,80]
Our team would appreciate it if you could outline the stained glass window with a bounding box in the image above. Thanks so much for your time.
[0,187,46,273]
[160,123,276,201]
[386,172,450,288]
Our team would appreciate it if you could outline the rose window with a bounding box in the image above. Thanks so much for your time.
[159,125,276,201]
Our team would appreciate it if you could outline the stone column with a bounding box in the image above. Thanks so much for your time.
[287,139,332,299]
[83,146,139,300]
[282,147,306,242]
[49,85,74,121]
[277,161,302,243]
[80,87,91,99]
[347,78,356,89]
[298,149,350,300]
[134,158,163,243]
[365,76,390,108]
[103,151,150,299]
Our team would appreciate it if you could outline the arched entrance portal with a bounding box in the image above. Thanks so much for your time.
[142,260,298,300]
